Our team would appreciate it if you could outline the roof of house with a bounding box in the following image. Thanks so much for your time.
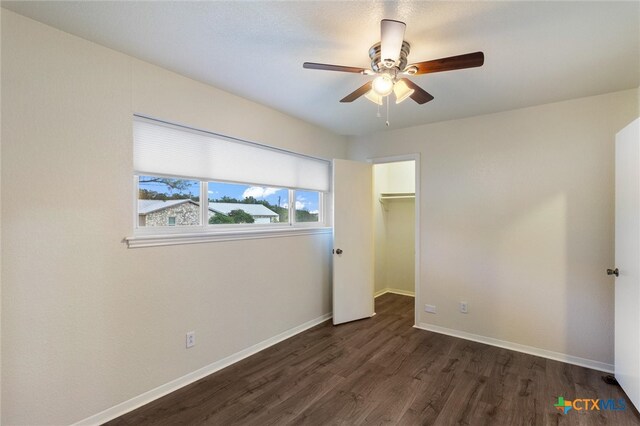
[138,199,197,215]
[138,200,279,217]
[208,202,278,217]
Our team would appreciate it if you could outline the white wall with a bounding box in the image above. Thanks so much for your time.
[373,162,415,295]
[351,88,639,368]
[1,10,347,425]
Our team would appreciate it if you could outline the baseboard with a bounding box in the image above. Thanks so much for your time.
[73,312,333,426]
[375,288,415,298]
[415,322,613,374]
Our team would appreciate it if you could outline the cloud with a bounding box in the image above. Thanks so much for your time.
[310,210,319,214]
[242,186,279,199]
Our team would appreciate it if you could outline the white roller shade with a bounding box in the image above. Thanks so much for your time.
[133,117,330,192]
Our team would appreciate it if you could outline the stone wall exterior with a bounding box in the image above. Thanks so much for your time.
[141,202,200,226]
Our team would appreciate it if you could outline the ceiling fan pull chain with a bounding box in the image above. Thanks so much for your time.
[385,95,390,127]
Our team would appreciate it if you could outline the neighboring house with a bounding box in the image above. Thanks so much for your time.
[208,202,279,224]
[138,200,279,226]
[138,199,200,226]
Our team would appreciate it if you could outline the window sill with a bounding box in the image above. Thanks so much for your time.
[125,227,333,248]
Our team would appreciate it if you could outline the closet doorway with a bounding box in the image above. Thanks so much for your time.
[372,155,420,325]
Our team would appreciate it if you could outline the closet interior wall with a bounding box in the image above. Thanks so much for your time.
[373,161,416,297]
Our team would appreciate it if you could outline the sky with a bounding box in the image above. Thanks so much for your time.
[139,176,319,213]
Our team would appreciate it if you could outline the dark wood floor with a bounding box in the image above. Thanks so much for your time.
[108,294,640,425]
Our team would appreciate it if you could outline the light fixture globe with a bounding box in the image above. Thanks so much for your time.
[372,74,394,96]
[364,90,384,105]
[393,80,415,104]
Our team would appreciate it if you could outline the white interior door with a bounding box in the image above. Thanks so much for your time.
[332,159,374,325]
[615,117,640,410]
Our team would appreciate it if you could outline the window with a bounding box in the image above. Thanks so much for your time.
[129,116,331,247]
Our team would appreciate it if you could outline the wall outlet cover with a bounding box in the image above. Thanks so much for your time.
[424,304,436,314]
[186,331,195,348]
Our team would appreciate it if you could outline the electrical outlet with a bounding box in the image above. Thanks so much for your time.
[459,302,468,314]
[186,331,195,348]
[424,304,436,314]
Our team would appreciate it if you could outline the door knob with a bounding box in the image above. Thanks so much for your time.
[607,268,619,277]
[335,249,343,255]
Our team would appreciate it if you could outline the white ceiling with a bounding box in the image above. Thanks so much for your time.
[3,1,639,136]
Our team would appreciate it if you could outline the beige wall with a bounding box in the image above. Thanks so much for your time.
[384,199,415,294]
[0,7,3,420]
[376,160,415,194]
[1,10,347,425]
[373,162,415,295]
[351,88,639,367]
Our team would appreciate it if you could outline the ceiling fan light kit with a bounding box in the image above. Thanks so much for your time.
[303,19,485,125]
[393,79,414,104]
[372,74,394,96]
[365,90,384,106]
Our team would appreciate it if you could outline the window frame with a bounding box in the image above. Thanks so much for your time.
[129,176,331,248]
[129,116,332,248]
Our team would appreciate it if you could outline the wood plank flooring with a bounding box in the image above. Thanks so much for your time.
[107,294,640,425]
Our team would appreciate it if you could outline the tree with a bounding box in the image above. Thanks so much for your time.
[138,177,191,191]
[216,196,239,203]
[208,209,255,224]
[273,206,288,223]
[138,177,197,201]
[209,214,234,224]
[296,209,318,222]
[138,188,198,201]
[242,196,258,205]
[228,209,255,223]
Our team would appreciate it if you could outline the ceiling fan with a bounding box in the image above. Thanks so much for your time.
[303,19,484,106]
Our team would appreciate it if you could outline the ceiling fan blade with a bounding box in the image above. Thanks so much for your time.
[400,79,434,104]
[380,19,406,67]
[411,51,484,75]
[303,62,367,74]
[340,81,373,103]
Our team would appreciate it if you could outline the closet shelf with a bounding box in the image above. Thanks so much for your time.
[379,192,415,202]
